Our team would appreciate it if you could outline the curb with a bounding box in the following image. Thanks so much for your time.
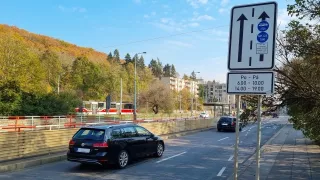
[0,126,215,173]
[0,153,67,173]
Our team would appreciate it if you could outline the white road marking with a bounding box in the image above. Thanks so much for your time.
[218,137,229,141]
[217,167,226,176]
[245,132,249,136]
[156,152,186,163]
[228,155,234,161]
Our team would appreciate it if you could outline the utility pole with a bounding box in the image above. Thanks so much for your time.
[134,52,146,120]
[234,95,241,180]
[256,95,262,180]
[120,78,122,114]
[57,75,60,94]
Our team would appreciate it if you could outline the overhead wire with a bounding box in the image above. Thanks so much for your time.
[103,24,229,48]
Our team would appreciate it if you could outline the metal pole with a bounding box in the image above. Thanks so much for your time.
[120,78,122,115]
[234,95,241,180]
[256,95,262,180]
[179,94,182,113]
[134,56,137,121]
[191,83,194,117]
[57,75,60,94]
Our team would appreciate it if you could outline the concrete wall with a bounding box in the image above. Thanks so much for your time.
[0,118,217,162]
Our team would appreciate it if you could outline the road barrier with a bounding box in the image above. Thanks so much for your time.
[0,115,209,132]
[0,118,217,162]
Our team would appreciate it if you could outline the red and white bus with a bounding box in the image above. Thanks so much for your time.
[75,101,136,115]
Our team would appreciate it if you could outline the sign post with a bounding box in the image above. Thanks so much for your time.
[226,2,277,180]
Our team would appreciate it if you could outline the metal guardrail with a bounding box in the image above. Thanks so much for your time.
[0,115,212,132]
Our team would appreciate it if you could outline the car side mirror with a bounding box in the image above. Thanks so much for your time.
[150,134,155,138]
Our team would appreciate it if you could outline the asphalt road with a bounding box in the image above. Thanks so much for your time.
[0,116,288,180]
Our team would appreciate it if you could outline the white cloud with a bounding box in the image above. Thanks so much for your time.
[144,11,156,19]
[163,5,170,9]
[220,0,229,7]
[277,8,318,29]
[152,22,183,32]
[218,8,227,14]
[167,40,193,48]
[189,22,200,27]
[161,18,170,23]
[187,0,208,8]
[133,0,141,4]
[211,29,228,37]
[192,15,215,21]
[58,5,87,13]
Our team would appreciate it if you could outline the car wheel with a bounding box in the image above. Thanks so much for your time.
[117,150,129,169]
[217,128,221,132]
[240,127,242,132]
[155,142,164,157]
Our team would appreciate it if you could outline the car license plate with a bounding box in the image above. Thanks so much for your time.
[77,148,90,153]
[222,123,228,126]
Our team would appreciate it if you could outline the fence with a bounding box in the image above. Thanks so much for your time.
[0,113,212,132]
[0,118,218,162]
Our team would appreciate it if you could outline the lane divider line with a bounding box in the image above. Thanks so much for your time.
[217,167,226,176]
[228,155,234,161]
[156,152,186,163]
[218,137,229,141]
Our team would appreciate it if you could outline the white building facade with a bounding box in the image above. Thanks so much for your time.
[203,81,236,107]
[160,77,198,97]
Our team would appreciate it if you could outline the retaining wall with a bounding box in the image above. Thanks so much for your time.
[0,118,217,162]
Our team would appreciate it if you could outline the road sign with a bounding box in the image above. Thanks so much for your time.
[227,72,274,94]
[228,2,277,70]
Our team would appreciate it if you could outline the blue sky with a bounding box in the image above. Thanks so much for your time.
[0,0,293,82]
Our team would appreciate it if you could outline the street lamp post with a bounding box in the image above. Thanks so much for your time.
[191,71,200,117]
[134,52,146,121]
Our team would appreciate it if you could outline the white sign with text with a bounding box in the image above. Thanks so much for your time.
[227,72,274,94]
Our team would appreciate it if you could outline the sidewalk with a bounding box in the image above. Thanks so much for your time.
[238,124,320,180]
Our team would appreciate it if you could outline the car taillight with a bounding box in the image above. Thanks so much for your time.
[69,140,75,146]
[93,142,108,148]
[232,122,235,126]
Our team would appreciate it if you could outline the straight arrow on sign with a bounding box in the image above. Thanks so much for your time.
[237,14,247,62]
[258,11,270,21]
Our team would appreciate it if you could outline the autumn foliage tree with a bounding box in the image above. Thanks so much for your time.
[139,80,174,114]
[275,0,320,142]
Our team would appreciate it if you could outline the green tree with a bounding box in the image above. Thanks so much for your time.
[170,64,177,77]
[183,74,189,80]
[113,49,120,62]
[71,56,102,100]
[125,53,132,64]
[163,64,171,77]
[0,32,47,93]
[148,58,163,79]
[0,81,22,115]
[137,55,145,70]
[190,71,197,80]
[275,0,320,142]
[139,80,174,114]
[40,50,62,92]
[108,52,113,58]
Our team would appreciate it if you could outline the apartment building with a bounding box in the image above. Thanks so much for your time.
[160,77,199,97]
[202,81,236,106]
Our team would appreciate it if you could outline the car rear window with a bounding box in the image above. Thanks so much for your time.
[73,128,105,141]
[219,117,232,122]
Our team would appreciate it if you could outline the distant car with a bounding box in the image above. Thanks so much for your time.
[67,124,165,169]
[272,113,279,118]
[217,116,242,132]
[199,112,209,118]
